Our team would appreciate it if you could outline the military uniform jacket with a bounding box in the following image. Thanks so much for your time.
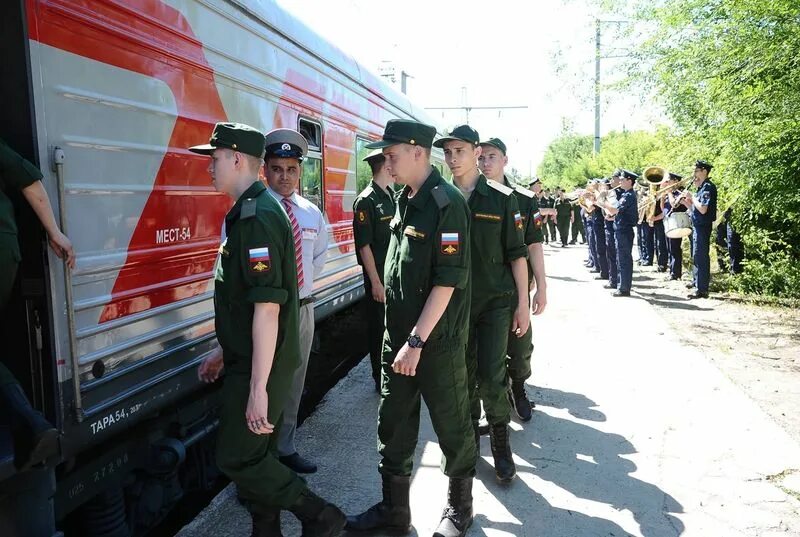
[353,180,395,285]
[0,138,43,261]
[214,180,300,375]
[555,198,572,220]
[384,167,471,350]
[614,189,639,230]
[503,176,544,247]
[691,179,717,228]
[467,175,527,307]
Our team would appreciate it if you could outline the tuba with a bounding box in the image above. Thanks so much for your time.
[641,166,668,223]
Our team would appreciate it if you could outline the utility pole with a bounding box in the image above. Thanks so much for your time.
[594,19,631,155]
[400,71,413,95]
[595,20,601,154]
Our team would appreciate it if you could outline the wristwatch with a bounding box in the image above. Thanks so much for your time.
[406,334,425,349]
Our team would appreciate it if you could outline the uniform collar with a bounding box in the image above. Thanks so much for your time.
[266,185,298,205]
[474,174,490,196]
[226,180,264,227]
[371,180,394,202]
[406,166,442,209]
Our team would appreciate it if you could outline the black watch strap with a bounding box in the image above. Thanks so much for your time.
[407,334,425,349]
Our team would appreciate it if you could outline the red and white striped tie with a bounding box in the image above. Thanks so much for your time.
[282,197,304,288]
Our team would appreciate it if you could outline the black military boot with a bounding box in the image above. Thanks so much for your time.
[433,477,473,537]
[507,379,533,422]
[345,474,411,533]
[489,424,516,484]
[251,507,283,537]
[288,489,346,537]
[0,382,59,471]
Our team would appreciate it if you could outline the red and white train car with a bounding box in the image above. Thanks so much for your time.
[0,1,444,535]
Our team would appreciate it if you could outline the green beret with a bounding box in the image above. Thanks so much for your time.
[480,137,507,155]
[188,122,266,159]
[433,124,480,148]
[366,119,437,149]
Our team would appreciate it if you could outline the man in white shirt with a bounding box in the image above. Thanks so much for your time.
[263,128,328,474]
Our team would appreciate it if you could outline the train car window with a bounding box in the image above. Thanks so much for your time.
[299,118,322,151]
[302,156,323,211]
[355,137,372,194]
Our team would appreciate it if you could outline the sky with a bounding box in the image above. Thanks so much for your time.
[276,0,665,175]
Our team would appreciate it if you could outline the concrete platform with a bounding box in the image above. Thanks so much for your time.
[177,245,800,536]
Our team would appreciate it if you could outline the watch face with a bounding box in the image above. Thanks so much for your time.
[407,335,424,348]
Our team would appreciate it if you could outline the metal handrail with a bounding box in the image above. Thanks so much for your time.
[54,146,84,422]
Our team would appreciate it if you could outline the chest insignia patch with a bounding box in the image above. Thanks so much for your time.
[441,232,460,255]
[514,211,523,230]
[404,226,427,240]
[380,215,393,222]
[249,247,271,272]
[474,212,501,222]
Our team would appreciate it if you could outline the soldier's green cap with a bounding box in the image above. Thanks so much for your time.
[188,122,266,159]
[362,148,385,162]
[433,124,480,148]
[264,128,308,161]
[366,119,437,149]
[479,137,507,155]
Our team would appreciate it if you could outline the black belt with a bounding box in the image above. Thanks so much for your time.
[299,296,315,306]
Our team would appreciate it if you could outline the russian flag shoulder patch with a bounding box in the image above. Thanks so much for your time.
[440,232,460,256]
[249,246,271,272]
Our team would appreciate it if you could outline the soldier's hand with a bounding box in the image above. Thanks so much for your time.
[392,344,421,376]
[49,231,76,269]
[198,347,224,383]
[246,388,273,435]
[511,305,530,338]
[371,282,386,303]
[531,289,547,316]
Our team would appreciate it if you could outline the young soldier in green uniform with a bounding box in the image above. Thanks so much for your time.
[436,125,528,484]
[554,189,573,247]
[543,189,558,243]
[191,123,344,537]
[570,201,585,244]
[0,137,74,471]
[353,149,396,392]
[478,138,547,423]
[346,120,476,537]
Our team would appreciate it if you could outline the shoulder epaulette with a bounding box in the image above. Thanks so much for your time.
[241,198,258,219]
[431,185,451,209]
[487,179,514,196]
[514,185,535,198]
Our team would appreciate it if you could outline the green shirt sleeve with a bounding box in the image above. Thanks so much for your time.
[527,197,544,244]
[352,196,374,249]
[238,212,290,305]
[503,194,527,262]
[432,199,470,289]
[0,139,42,192]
